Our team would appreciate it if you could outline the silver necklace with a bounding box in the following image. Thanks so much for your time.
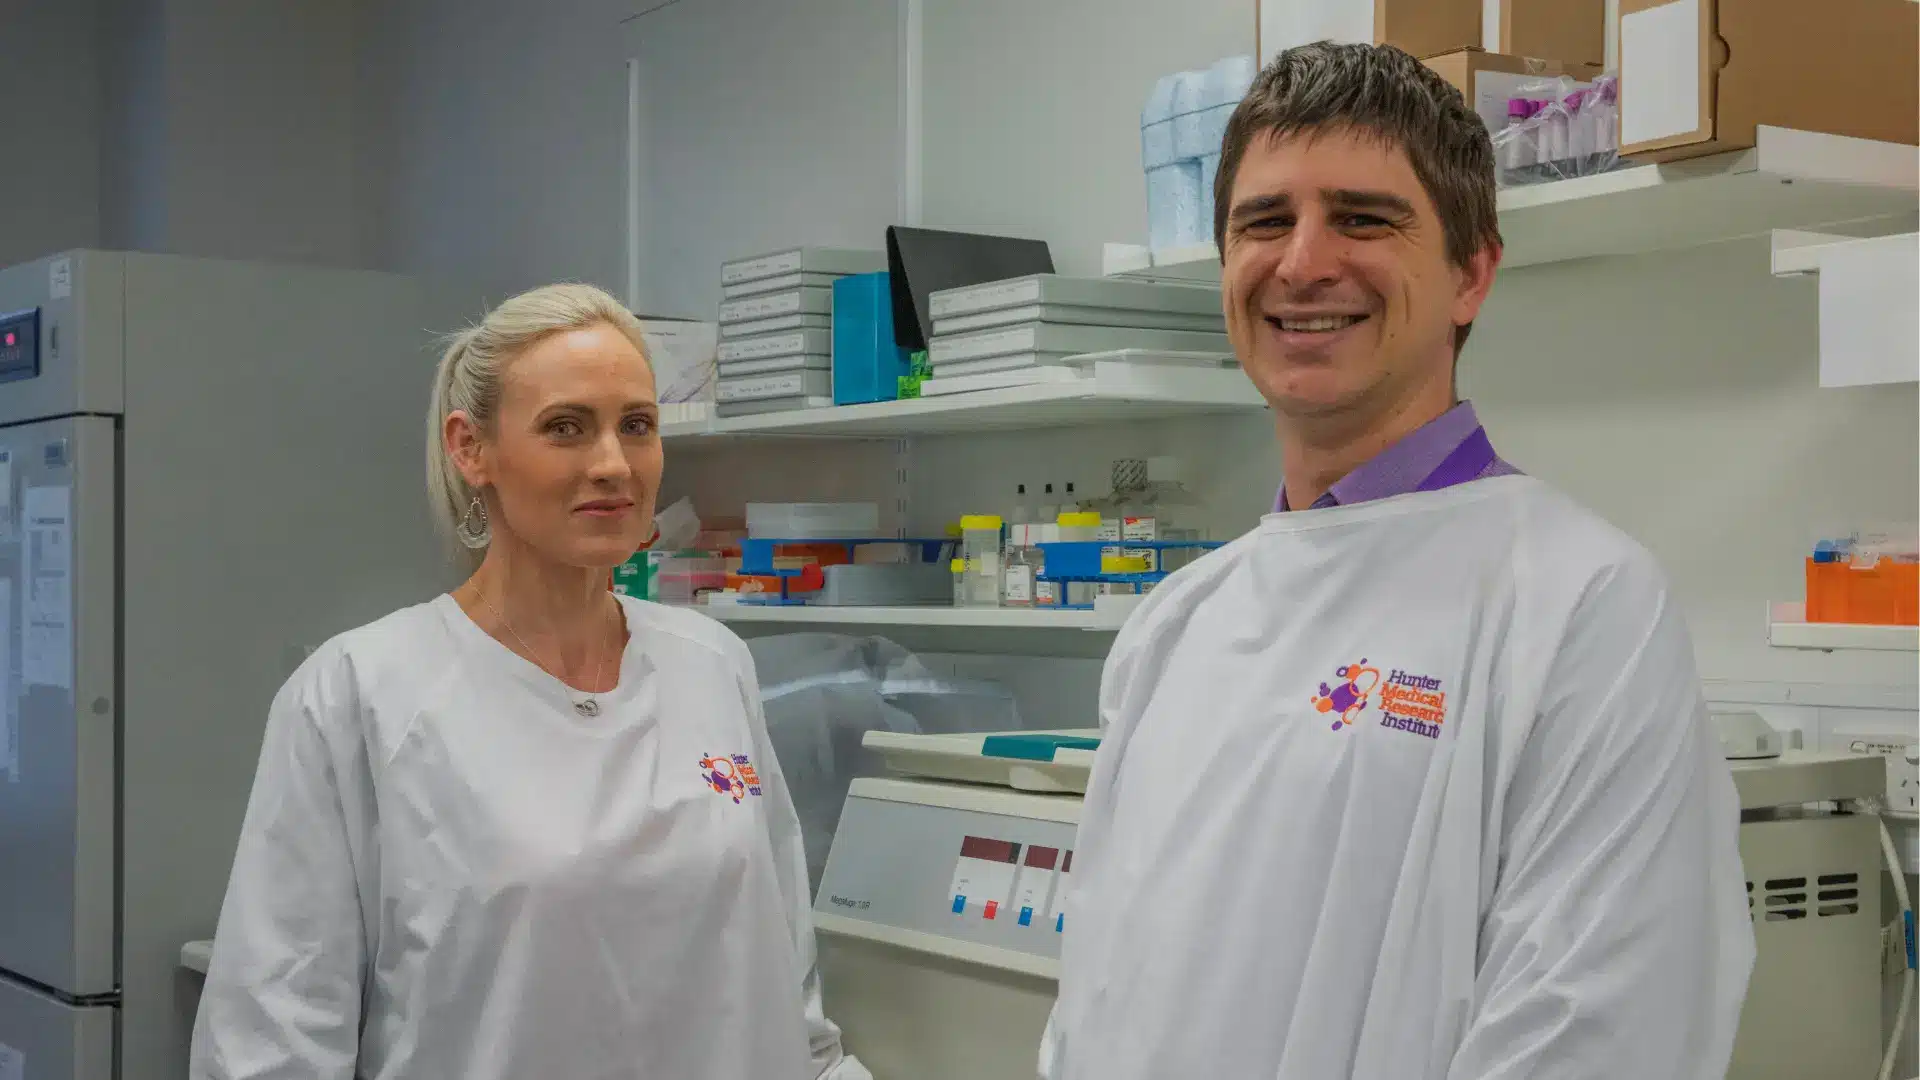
[472,588,615,717]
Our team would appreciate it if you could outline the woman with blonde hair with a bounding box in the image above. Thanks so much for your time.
[191,283,868,1079]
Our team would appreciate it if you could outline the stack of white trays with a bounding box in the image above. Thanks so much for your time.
[926,275,1232,379]
[715,246,887,417]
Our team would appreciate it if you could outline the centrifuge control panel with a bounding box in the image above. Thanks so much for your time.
[815,789,1081,961]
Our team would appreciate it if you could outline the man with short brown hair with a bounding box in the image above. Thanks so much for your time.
[1041,42,1752,1079]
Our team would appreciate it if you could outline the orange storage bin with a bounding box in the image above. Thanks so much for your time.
[1805,557,1919,625]
[1805,559,1846,622]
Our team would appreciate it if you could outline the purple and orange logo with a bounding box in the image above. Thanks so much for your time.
[699,753,764,803]
[1312,658,1381,730]
[1379,669,1447,739]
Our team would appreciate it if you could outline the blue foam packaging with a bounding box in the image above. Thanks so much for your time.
[1147,162,1205,250]
[1143,55,1258,252]
[1171,71,1211,160]
[1197,153,1222,233]
[1141,73,1180,169]
[832,272,911,405]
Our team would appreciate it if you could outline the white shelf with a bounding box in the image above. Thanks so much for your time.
[663,360,1264,443]
[1769,228,1891,276]
[1108,127,1919,283]
[1498,127,1916,268]
[1769,602,1920,653]
[698,603,1128,632]
[1103,242,1220,283]
[1769,228,1919,387]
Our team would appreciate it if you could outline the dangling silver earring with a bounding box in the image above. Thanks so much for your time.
[456,495,490,549]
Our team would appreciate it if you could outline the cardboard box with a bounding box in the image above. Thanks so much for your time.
[1259,0,1482,66]
[1618,0,1917,162]
[1489,0,1604,67]
[1423,48,1604,137]
[1256,0,1602,69]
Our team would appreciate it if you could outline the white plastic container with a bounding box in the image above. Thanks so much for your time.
[1546,99,1571,165]
[745,502,880,540]
[1003,524,1039,608]
[1056,512,1100,545]
[1503,99,1536,173]
[653,555,727,606]
[958,515,1004,607]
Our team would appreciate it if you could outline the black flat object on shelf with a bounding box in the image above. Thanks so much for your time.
[885,227,1054,350]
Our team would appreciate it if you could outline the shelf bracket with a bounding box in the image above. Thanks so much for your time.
[891,437,913,539]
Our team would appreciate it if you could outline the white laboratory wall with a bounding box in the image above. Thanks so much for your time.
[919,0,1257,276]
[1469,239,1918,688]
[622,0,904,320]
[660,439,903,534]
[1,0,104,267]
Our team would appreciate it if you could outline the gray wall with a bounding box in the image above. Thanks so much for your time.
[2,0,1257,294]
[155,0,365,266]
[97,0,170,254]
[8,0,372,269]
[359,0,636,301]
[1,0,105,268]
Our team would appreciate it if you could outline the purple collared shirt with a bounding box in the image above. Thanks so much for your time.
[1275,401,1521,512]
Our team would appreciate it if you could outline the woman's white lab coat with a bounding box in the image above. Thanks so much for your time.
[190,594,869,1080]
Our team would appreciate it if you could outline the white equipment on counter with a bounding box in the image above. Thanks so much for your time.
[813,721,1911,1080]
[1716,713,1913,1080]
[812,732,1093,1080]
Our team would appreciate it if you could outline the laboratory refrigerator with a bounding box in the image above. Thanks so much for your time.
[0,251,475,1079]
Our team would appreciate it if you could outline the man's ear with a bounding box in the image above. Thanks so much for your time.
[1451,242,1502,329]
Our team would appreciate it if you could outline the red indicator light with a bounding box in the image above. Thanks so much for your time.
[2,332,13,348]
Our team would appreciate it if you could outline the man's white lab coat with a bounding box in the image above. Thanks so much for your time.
[1043,476,1753,1079]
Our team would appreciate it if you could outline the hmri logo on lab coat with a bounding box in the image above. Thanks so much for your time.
[698,753,763,803]
[1311,658,1447,739]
